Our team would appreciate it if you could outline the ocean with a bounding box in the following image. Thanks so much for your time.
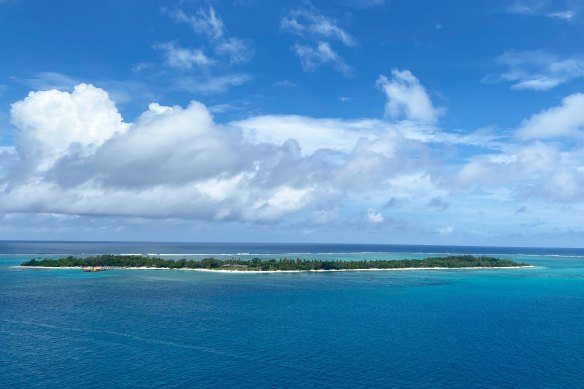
[1,241,584,388]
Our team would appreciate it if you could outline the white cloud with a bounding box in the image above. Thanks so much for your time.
[176,74,250,94]
[0,146,15,154]
[10,84,128,172]
[163,5,252,65]
[2,86,327,221]
[0,82,449,223]
[547,10,575,21]
[232,115,387,155]
[455,137,584,204]
[20,72,78,91]
[505,1,577,21]
[233,92,494,157]
[209,103,238,113]
[132,62,153,73]
[164,6,224,39]
[385,173,447,200]
[282,6,354,74]
[281,8,355,47]
[516,93,584,139]
[149,28,251,94]
[506,2,536,15]
[457,142,559,185]
[17,72,154,105]
[0,146,16,182]
[367,210,384,223]
[495,50,584,91]
[215,37,253,64]
[437,224,454,235]
[5,79,584,238]
[251,186,316,221]
[157,42,215,69]
[293,42,351,74]
[536,169,583,201]
[156,6,253,94]
[376,69,441,124]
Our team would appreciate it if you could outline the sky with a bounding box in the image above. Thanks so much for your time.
[1,0,584,246]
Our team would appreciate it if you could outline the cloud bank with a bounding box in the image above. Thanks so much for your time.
[1,81,439,223]
[3,71,584,242]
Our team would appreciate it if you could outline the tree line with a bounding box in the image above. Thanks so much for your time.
[21,254,528,271]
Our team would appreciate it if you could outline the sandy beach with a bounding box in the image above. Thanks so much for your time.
[17,265,536,273]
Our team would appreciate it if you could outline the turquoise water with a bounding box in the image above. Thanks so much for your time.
[1,242,584,388]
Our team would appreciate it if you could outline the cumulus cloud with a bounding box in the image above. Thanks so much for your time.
[1,83,440,222]
[5,78,584,235]
[494,50,584,91]
[444,92,584,210]
[457,142,559,185]
[10,84,128,172]
[1,85,322,221]
[516,93,584,139]
[455,140,584,203]
[377,69,441,123]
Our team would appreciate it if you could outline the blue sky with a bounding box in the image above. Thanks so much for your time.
[1,0,584,246]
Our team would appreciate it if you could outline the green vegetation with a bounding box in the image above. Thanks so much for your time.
[21,254,529,271]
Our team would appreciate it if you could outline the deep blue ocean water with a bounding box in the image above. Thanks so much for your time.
[1,241,584,388]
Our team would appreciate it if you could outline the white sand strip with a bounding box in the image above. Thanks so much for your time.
[15,265,536,273]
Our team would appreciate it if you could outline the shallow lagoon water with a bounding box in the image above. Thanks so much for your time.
[1,242,584,388]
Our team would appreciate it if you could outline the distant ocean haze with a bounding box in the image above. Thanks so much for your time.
[2,240,584,257]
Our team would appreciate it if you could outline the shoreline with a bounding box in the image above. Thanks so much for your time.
[16,265,536,273]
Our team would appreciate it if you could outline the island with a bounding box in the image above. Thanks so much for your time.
[20,254,530,272]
